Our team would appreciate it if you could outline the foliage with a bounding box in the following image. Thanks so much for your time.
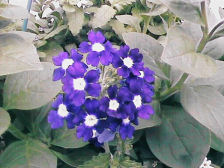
[0,0,224,168]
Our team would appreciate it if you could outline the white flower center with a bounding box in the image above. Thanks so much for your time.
[139,71,144,78]
[123,57,134,68]
[123,118,130,125]
[58,104,69,117]
[133,95,142,108]
[73,78,86,91]
[109,99,119,111]
[92,43,105,52]
[84,115,98,127]
[61,59,74,70]
[92,129,97,138]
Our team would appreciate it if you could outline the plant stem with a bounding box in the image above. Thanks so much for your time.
[104,142,110,153]
[8,124,27,140]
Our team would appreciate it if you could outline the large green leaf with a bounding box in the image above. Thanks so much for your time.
[0,4,28,19]
[0,107,10,135]
[203,37,224,59]
[78,153,111,168]
[51,127,88,148]
[146,105,210,168]
[116,15,141,32]
[3,62,62,110]
[211,132,224,153]
[181,85,224,142]
[159,0,204,25]
[91,5,116,28]
[161,26,217,78]
[0,32,43,76]
[0,139,57,168]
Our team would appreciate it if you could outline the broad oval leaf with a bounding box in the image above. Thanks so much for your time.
[52,127,88,148]
[211,132,224,153]
[92,5,116,28]
[0,32,43,76]
[3,62,62,110]
[0,108,10,136]
[116,15,141,32]
[146,105,210,168]
[159,0,204,25]
[142,4,168,16]
[161,26,217,78]
[203,37,224,59]
[67,10,84,36]
[0,4,28,19]
[0,139,57,168]
[181,85,224,142]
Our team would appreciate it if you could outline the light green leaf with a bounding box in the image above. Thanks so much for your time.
[211,132,224,153]
[0,17,13,29]
[92,5,116,28]
[0,4,28,19]
[0,32,43,76]
[0,139,57,168]
[0,108,10,136]
[161,26,217,78]
[78,153,111,168]
[44,25,67,40]
[142,4,168,16]
[119,157,142,168]
[146,105,210,168]
[67,9,84,36]
[203,37,224,59]
[181,85,224,142]
[52,127,88,148]
[109,20,129,39]
[159,0,204,25]
[116,15,141,32]
[148,24,166,35]
[187,60,224,86]
[109,0,137,10]
[3,62,62,110]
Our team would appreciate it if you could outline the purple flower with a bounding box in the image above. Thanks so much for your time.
[79,31,115,66]
[62,67,101,106]
[137,67,155,83]
[48,94,77,129]
[74,99,108,141]
[52,49,83,81]
[100,85,134,119]
[112,45,144,78]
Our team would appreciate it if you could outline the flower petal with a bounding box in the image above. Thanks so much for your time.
[138,105,154,119]
[84,69,100,83]
[79,41,91,53]
[99,97,109,112]
[129,78,144,94]
[85,98,99,113]
[117,87,133,103]
[52,94,63,109]
[88,31,105,43]
[72,90,86,106]
[144,68,155,83]
[53,67,65,81]
[86,52,100,67]
[119,124,134,140]
[48,110,64,129]
[129,48,143,63]
[86,83,101,97]
[100,51,112,65]
[118,66,130,78]
[52,52,69,66]
[70,48,83,61]
[112,54,123,68]
[67,62,87,77]
[107,85,118,99]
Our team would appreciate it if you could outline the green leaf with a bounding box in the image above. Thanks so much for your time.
[0,32,43,76]
[78,153,111,168]
[211,132,224,153]
[203,37,224,59]
[67,9,84,36]
[0,139,57,168]
[0,107,10,136]
[52,148,98,167]
[92,5,116,28]
[187,60,224,86]
[0,4,28,19]
[109,0,137,10]
[146,105,210,168]
[181,85,224,142]
[119,157,142,168]
[142,4,168,16]
[44,25,67,40]
[116,15,141,32]
[0,17,13,29]
[159,0,204,25]
[161,26,217,78]
[3,62,62,110]
[148,24,166,36]
[51,127,88,148]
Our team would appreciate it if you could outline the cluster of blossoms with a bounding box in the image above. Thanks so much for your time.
[48,31,155,145]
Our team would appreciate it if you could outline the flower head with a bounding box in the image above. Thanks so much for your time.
[199,157,214,168]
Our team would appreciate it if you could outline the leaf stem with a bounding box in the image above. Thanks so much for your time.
[104,142,110,153]
[8,124,27,140]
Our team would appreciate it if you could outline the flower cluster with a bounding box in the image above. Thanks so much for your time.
[48,31,155,145]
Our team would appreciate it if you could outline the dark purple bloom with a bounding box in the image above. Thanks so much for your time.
[112,45,144,78]
[52,49,83,81]
[74,99,108,141]
[62,67,101,106]
[48,94,77,129]
[100,85,134,119]
[79,31,115,66]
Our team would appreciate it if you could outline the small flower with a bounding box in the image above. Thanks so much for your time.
[100,85,134,119]
[199,157,214,168]
[112,45,144,78]
[79,31,115,66]
[62,68,101,106]
[77,0,93,8]
[48,94,77,129]
[74,99,108,141]
[137,67,155,83]
[52,49,83,81]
